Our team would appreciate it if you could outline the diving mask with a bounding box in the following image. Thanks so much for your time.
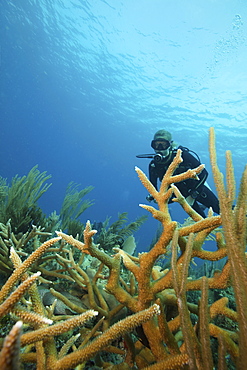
[151,139,171,151]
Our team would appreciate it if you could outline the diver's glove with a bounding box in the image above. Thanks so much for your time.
[185,195,195,206]
[146,194,155,202]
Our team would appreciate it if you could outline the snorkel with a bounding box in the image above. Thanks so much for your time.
[136,151,172,163]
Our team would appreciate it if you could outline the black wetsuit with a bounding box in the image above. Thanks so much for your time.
[149,146,220,217]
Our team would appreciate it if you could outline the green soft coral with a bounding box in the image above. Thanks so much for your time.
[95,212,147,251]
[0,165,51,233]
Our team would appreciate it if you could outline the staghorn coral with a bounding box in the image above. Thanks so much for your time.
[0,320,22,369]
[57,128,246,369]
[0,127,246,369]
[0,234,160,369]
[0,220,52,277]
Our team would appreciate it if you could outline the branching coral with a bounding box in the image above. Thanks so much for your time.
[0,234,160,369]
[0,320,22,369]
[209,127,247,368]
[57,128,246,368]
[0,127,246,369]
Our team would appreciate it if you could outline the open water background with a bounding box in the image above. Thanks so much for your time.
[1,1,247,253]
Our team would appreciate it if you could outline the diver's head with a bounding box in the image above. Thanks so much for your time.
[151,129,173,158]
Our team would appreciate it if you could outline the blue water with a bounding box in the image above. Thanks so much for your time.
[1,1,247,252]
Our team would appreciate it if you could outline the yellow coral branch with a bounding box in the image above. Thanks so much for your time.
[135,166,159,199]
[12,306,53,326]
[209,126,247,367]
[0,237,61,303]
[0,321,22,369]
[21,310,98,346]
[0,272,41,318]
[52,304,160,370]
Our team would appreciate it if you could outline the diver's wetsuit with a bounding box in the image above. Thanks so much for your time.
[149,146,220,217]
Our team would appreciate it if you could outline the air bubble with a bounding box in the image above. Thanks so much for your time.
[232,14,243,30]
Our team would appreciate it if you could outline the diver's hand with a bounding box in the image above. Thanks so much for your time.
[146,194,155,202]
[185,195,195,206]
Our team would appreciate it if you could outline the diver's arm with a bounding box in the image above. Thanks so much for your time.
[149,162,158,189]
[147,162,158,202]
[182,151,208,197]
[192,168,208,194]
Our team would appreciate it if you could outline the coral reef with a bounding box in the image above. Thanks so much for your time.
[0,127,246,369]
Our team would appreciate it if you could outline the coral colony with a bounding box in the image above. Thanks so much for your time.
[0,128,246,369]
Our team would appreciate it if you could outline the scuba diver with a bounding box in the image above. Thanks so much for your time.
[136,129,220,218]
